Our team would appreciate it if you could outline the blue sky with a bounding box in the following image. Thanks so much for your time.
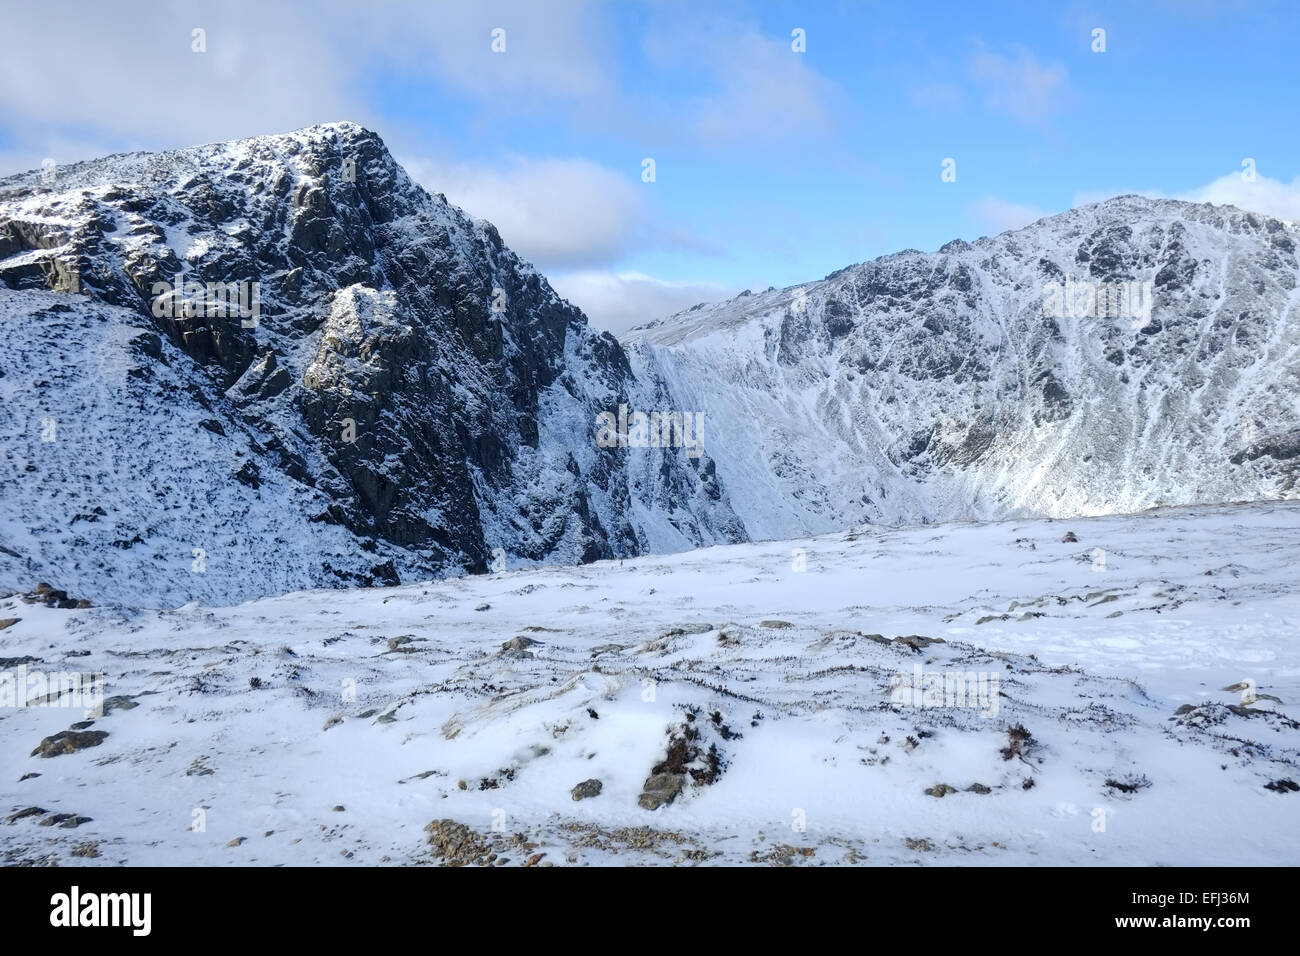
[3,0,1298,330]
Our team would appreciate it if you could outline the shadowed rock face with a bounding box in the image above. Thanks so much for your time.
[0,123,744,602]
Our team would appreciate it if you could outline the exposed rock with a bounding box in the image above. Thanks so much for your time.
[638,773,686,810]
[40,813,92,829]
[425,819,500,867]
[30,729,109,758]
[895,634,945,652]
[5,806,46,823]
[500,635,540,659]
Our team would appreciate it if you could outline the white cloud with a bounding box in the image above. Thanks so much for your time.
[0,0,614,174]
[0,2,365,161]
[355,0,614,106]
[644,23,839,144]
[1074,171,1300,223]
[549,270,735,334]
[1178,171,1300,222]
[969,197,1051,234]
[968,43,1071,123]
[403,155,645,270]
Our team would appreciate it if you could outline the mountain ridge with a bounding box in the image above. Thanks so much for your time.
[623,193,1300,538]
[2,124,1297,606]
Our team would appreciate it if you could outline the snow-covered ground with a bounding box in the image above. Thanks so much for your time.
[3,501,1298,866]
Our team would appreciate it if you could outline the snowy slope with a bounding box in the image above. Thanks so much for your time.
[626,197,1300,540]
[2,501,1298,866]
[0,289,419,605]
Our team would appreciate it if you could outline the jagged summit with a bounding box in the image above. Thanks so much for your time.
[631,194,1290,342]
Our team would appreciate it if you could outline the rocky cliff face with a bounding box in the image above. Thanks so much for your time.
[625,196,1300,539]
[2,126,1296,608]
[0,123,743,605]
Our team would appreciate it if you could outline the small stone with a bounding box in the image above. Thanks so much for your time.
[638,772,686,810]
[965,783,992,794]
[924,784,957,798]
[332,805,346,812]
[571,779,603,801]
[499,635,540,658]
[643,772,685,794]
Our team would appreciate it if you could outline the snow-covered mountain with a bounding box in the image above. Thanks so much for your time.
[3,124,1298,609]
[626,196,1300,539]
[3,127,1300,869]
[0,124,742,606]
